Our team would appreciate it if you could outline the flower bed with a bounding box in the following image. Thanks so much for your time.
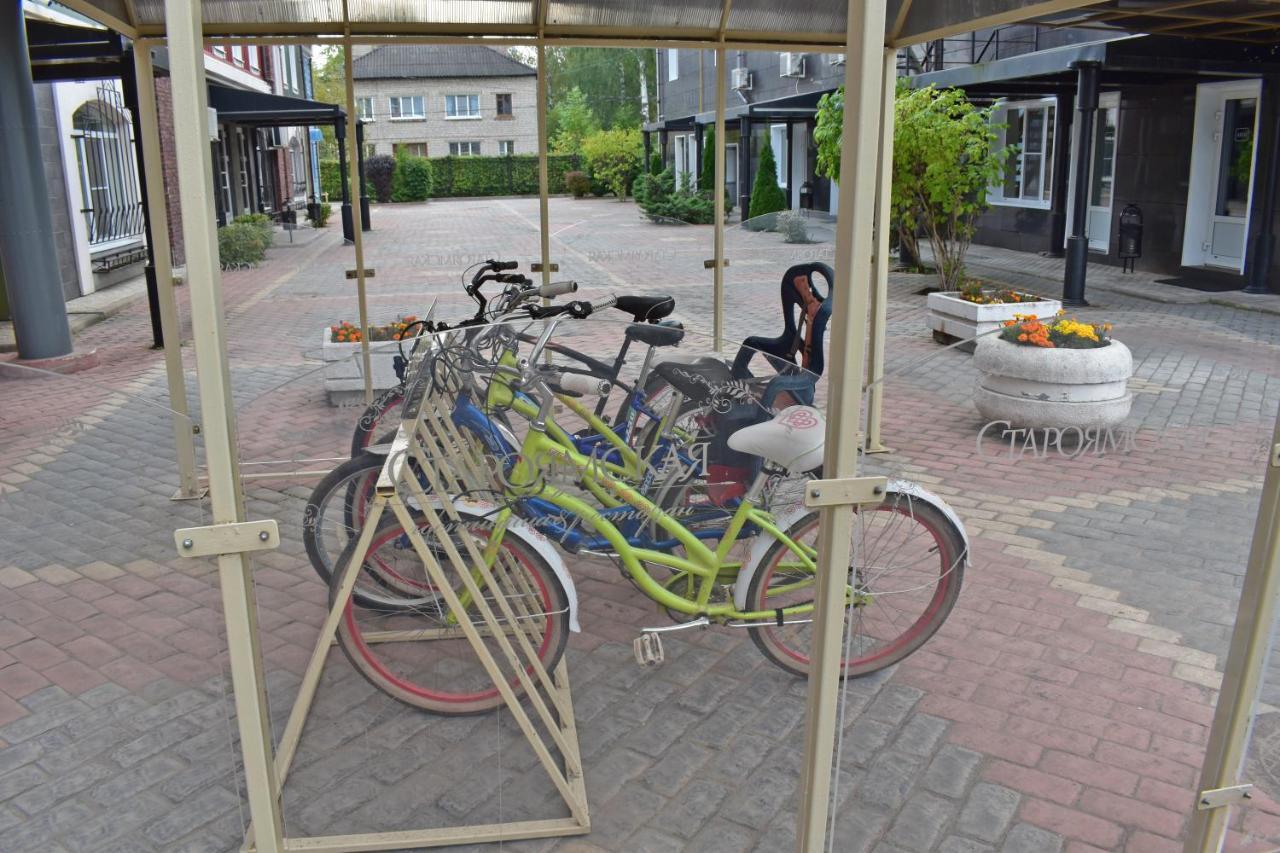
[322,316,419,404]
[927,285,1062,352]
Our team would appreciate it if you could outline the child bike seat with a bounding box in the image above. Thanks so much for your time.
[615,294,675,323]
[726,406,826,473]
[732,262,833,380]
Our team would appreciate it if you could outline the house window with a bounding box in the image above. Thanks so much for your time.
[212,45,227,58]
[450,141,481,156]
[394,142,429,158]
[249,46,260,71]
[992,99,1056,207]
[389,95,425,119]
[770,124,788,188]
[356,97,374,121]
[499,140,515,156]
[72,98,144,245]
[496,93,513,117]
[231,45,245,66]
[446,94,481,119]
[668,49,679,82]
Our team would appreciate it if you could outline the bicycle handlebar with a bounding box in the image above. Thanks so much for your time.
[539,280,578,298]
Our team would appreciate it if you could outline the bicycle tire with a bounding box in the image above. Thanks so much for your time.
[332,512,571,715]
[350,385,406,457]
[745,490,966,679]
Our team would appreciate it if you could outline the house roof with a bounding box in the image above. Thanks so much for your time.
[352,45,536,81]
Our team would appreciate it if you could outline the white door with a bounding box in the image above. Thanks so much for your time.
[1065,92,1119,252]
[1182,79,1262,271]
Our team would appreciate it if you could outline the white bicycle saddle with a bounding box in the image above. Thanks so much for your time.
[726,405,826,472]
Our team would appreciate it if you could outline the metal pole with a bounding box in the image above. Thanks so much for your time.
[342,41,373,403]
[536,44,552,290]
[1245,76,1279,295]
[119,47,166,350]
[131,43,201,499]
[0,1,74,361]
[1063,60,1099,307]
[160,1,284,850]
[712,48,726,353]
[1184,409,1280,852]
[795,0,887,848]
[335,120,353,241]
[864,47,896,455]
[355,119,371,231]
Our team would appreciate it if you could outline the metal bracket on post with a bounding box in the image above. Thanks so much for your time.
[1270,442,1279,467]
[804,476,888,508]
[703,258,730,269]
[1198,784,1253,810]
[344,268,375,280]
[174,520,280,558]
[531,262,559,273]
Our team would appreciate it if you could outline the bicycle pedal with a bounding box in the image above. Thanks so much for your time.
[633,632,665,667]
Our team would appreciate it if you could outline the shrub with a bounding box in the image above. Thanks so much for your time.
[429,154,581,197]
[308,202,332,228]
[365,154,396,202]
[218,221,269,269]
[635,167,715,224]
[1000,314,1113,349]
[392,153,433,202]
[581,128,643,199]
[748,137,787,220]
[549,87,599,155]
[319,159,342,200]
[565,171,591,198]
[649,153,663,174]
[776,211,811,244]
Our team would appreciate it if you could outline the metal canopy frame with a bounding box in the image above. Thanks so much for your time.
[48,0,1280,851]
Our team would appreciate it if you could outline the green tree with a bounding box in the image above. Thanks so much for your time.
[549,87,599,154]
[814,83,1008,289]
[544,48,657,130]
[312,46,346,161]
[700,125,716,192]
[748,137,787,220]
[581,128,643,198]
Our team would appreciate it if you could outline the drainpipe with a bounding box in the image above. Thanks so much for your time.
[1245,75,1280,294]
[738,114,752,215]
[0,2,75,361]
[1063,60,1100,307]
[120,45,166,349]
[355,119,370,231]
[335,119,352,242]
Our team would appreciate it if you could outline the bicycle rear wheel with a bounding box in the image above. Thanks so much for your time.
[332,513,571,715]
[745,490,966,678]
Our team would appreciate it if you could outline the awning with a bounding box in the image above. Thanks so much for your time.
[206,84,344,127]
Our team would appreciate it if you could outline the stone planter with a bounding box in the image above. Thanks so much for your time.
[927,290,1062,352]
[973,335,1133,430]
[321,332,402,405]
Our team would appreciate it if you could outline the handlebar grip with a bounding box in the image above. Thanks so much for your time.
[540,280,578,298]
[557,373,612,397]
[492,260,519,271]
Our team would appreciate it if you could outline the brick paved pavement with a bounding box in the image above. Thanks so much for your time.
[0,197,1278,851]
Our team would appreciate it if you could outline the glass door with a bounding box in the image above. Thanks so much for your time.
[1086,93,1119,252]
[1208,95,1258,267]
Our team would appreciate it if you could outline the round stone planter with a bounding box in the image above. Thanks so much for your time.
[973,335,1133,430]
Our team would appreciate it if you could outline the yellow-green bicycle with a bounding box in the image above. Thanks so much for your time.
[334,305,969,714]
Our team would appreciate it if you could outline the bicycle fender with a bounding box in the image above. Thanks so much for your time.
[731,481,969,612]
[452,498,582,633]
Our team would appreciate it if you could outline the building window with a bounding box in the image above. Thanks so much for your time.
[389,95,425,120]
[231,45,245,66]
[249,46,260,71]
[496,93,513,117]
[394,142,429,158]
[356,97,374,121]
[212,45,227,58]
[770,124,788,188]
[991,99,1056,207]
[72,96,144,245]
[668,49,679,81]
[499,140,515,156]
[450,141,481,156]
[446,94,481,119]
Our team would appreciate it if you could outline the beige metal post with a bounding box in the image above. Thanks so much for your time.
[132,42,201,497]
[794,1,888,850]
[536,44,552,289]
[863,47,897,454]
[343,40,374,404]
[1185,412,1280,853]
[712,46,726,353]
[161,1,284,850]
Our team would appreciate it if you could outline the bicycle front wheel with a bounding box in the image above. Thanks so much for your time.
[333,513,571,715]
[745,490,966,679]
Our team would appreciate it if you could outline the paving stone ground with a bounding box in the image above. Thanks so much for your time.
[0,197,1279,851]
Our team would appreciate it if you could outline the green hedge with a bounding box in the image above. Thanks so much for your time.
[430,154,581,198]
[319,159,342,201]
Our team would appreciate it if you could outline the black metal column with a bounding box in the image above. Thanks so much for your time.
[1245,76,1280,294]
[694,123,703,189]
[355,120,370,231]
[1046,91,1074,258]
[643,131,652,171]
[785,121,795,208]
[336,120,353,242]
[738,116,751,215]
[0,3,74,360]
[120,46,165,349]
[1063,61,1100,306]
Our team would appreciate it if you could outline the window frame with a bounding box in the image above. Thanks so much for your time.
[445,94,482,120]
[394,142,429,158]
[498,140,515,156]
[668,49,679,82]
[496,93,513,117]
[990,97,1057,210]
[389,95,426,120]
[449,141,482,157]
[356,96,374,121]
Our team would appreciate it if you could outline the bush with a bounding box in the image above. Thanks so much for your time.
[635,167,715,224]
[565,171,591,198]
[649,153,663,174]
[429,154,581,197]
[308,202,332,228]
[365,154,396,202]
[581,128,643,199]
[218,221,269,269]
[319,159,342,201]
[749,137,787,220]
[392,153,433,202]
[776,211,811,244]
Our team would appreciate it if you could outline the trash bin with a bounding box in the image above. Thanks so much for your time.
[1118,204,1142,273]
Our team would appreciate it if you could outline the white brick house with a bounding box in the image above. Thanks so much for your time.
[352,45,537,159]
